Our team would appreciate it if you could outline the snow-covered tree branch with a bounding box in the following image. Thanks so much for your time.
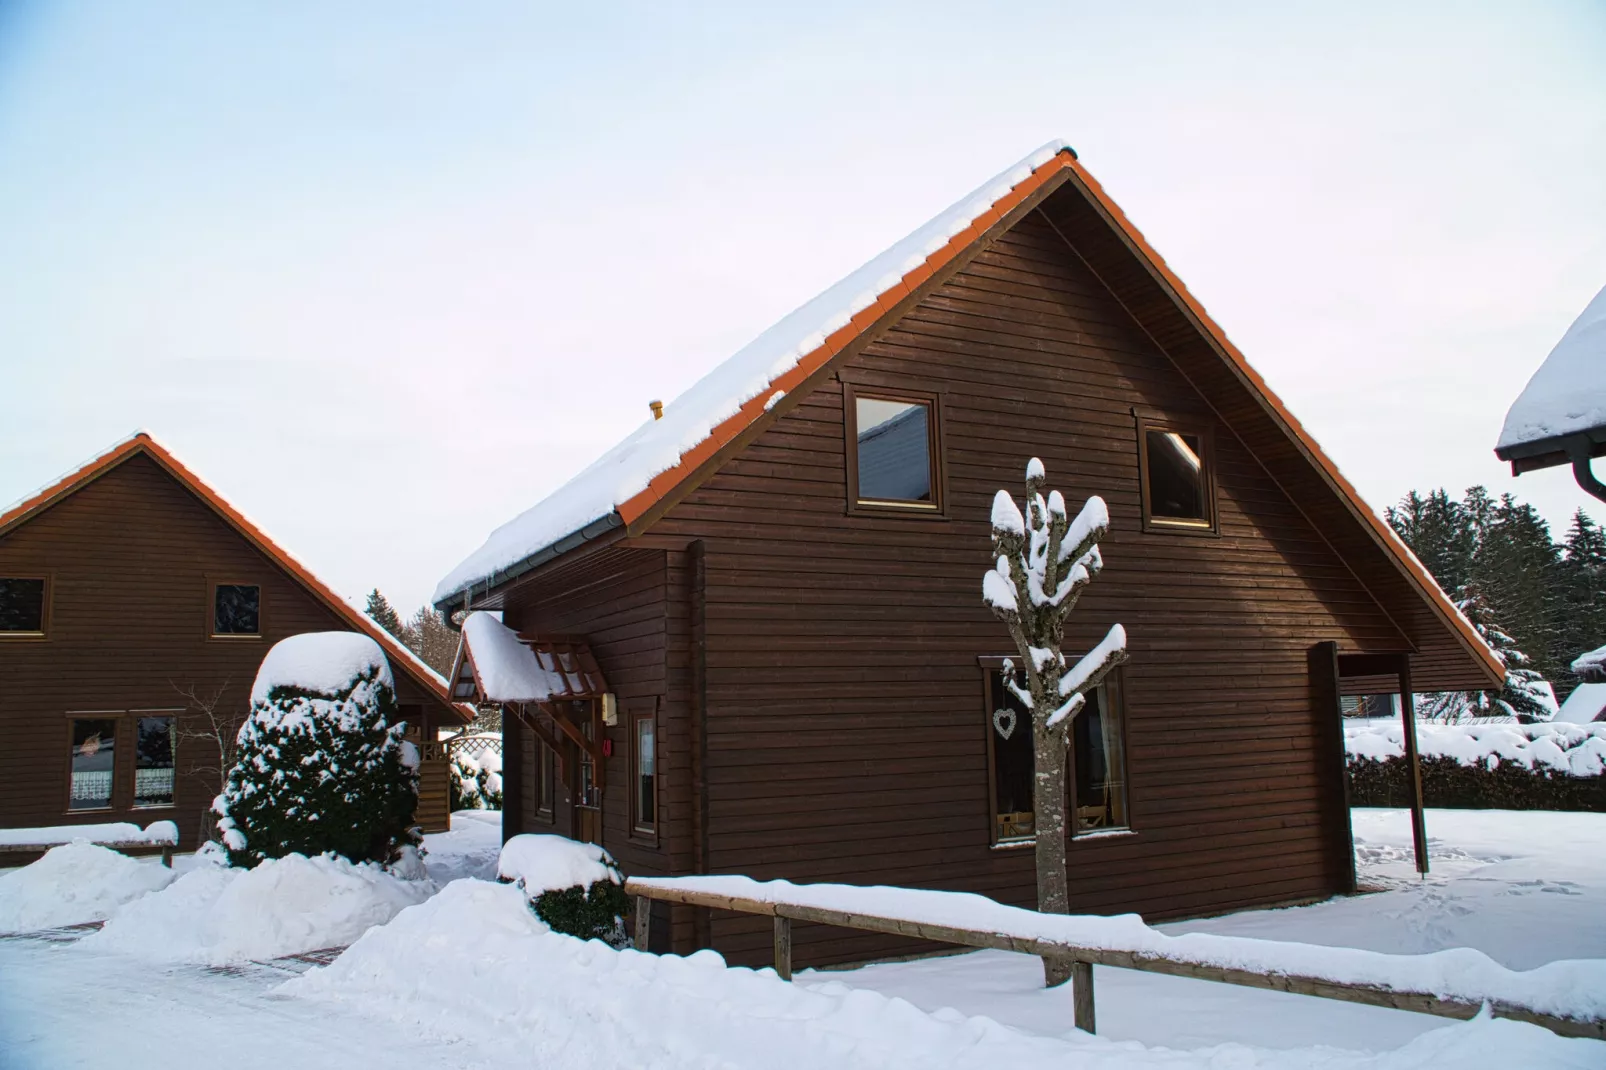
[983,457,1128,987]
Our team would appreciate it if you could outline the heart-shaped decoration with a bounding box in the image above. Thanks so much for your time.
[993,707,1017,741]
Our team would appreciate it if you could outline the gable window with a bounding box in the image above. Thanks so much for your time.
[0,577,47,635]
[983,660,1130,844]
[1138,419,1216,533]
[845,386,943,512]
[633,713,657,836]
[69,718,119,811]
[133,715,177,808]
[212,583,261,636]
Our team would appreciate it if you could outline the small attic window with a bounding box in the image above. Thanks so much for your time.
[846,386,943,513]
[213,583,261,636]
[1137,420,1216,534]
[0,577,47,635]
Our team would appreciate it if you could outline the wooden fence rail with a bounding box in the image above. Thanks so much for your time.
[624,878,1604,1041]
[0,839,174,867]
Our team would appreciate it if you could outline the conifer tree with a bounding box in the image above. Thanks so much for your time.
[1553,510,1606,700]
[983,458,1126,987]
[214,633,419,868]
[365,589,406,641]
[1421,588,1557,723]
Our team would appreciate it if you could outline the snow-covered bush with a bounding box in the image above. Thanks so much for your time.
[449,739,503,811]
[497,834,628,946]
[214,632,420,869]
[1347,721,1606,811]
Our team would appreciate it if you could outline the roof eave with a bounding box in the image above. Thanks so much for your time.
[433,510,625,616]
[1493,426,1606,474]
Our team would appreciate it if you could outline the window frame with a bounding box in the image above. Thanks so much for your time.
[0,574,51,640]
[1135,415,1219,536]
[842,382,947,517]
[978,656,1134,847]
[208,579,264,639]
[65,713,123,814]
[534,738,556,824]
[629,701,659,844]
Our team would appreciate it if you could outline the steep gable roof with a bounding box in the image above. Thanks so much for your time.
[0,431,473,722]
[435,144,1501,690]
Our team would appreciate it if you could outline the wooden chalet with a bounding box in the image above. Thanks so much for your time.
[0,433,471,850]
[435,143,1503,968]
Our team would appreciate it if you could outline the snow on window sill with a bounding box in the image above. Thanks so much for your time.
[990,838,1034,851]
[1072,827,1136,842]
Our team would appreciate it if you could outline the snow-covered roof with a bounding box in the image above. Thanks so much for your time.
[250,631,394,704]
[433,141,1070,606]
[1557,682,1606,725]
[1572,644,1606,684]
[1497,283,1606,454]
[454,611,609,704]
[0,432,472,723]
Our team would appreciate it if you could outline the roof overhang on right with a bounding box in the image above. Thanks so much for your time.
[1037,158,1504,692]
[1493,284,1606,501]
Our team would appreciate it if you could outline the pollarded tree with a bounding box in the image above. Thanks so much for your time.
[982,458,1127,985]
[214,632,420,868]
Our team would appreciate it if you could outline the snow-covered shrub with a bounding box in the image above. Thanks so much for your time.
[449,739,503,811]
[497,834,629,947]
[214,632,420,869]
[1346,721,1606,811]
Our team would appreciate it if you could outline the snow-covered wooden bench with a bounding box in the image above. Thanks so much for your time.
[625,875,1606,1041]
[0,821,180,868]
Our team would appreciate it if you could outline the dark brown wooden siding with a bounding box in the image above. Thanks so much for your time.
[647,211,1407,966]
[498,547,678,897]
[0,453,454,848]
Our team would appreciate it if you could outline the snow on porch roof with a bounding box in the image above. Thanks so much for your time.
[1496,283,1606,465]
[450,611,609,704]
[432,141,1071,607]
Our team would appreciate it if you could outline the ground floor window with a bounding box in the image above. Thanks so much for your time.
[536,739,555,820]
[984,662,1130,843]
[69,718,118,810]
[134,715,176,808]
[633,714,656,835]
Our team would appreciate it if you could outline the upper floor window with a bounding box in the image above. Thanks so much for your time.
[1138,419,1216,533]
[846,386,943,512]
[213,583,261,636]
[0,577,47,635]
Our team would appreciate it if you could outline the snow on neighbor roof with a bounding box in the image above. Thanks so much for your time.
[1573,643,1606,684]
[1557,682,1606,725]
[0,432,472,723]
[249,631,394,704]
[1497,283,1606,455]
[432,141,1070,606]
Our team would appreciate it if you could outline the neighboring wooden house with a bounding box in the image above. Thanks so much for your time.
[0,433,471,850]
[435,143,1502,967]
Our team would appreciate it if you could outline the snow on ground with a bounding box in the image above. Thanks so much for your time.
[84,851,431,964]
[422,808,504,884]
[826,810,1606,1053]
[0,844,175,932]
[1,809,1603,1068]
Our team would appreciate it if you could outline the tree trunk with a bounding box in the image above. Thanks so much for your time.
[1033,721,1073,986]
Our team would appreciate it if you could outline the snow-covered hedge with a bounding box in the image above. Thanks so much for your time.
[214,632,420,868]
[1346,721,1606,811]
[498,834,628,946]
[449,738,503,811]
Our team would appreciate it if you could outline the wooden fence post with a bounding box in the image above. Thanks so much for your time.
[773,915,793,981]
[634,895,651,952]
[1072,960,1095,1033]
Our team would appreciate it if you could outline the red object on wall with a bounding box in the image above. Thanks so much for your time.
[601,738,613,758]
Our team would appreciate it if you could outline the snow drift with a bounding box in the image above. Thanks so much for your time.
[0,843,175,932]
[284,879,1600,1070]
[86,852,431,964]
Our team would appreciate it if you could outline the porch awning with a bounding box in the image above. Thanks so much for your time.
[449,611,609,704]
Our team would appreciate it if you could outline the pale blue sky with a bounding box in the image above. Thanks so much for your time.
[2,2,1603,613]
